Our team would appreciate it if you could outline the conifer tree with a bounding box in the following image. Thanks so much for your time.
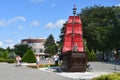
[22,49,36,63]
[44,34,57,55]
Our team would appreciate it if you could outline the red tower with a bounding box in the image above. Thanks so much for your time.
[61,5,87,72]
[62,16,84,53]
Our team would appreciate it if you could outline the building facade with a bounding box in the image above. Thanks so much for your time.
[21,38,47,55]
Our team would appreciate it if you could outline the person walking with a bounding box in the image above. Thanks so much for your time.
[16,55,22,66]
[36,55,40,68]
[54,54,59,66]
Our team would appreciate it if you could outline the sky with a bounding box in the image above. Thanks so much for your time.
[0,0,120,48]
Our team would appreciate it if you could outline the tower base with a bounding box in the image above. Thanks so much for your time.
[61,52,87,72]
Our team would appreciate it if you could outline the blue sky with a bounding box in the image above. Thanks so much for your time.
[0,0,120,48]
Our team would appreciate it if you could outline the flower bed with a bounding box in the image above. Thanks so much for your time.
[27,64,58,69]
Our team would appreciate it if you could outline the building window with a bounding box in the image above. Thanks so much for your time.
[39,49,43,53]
[33,49,36,52]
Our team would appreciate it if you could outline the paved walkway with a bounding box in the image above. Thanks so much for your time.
[0,62,120,80]
[56,62,120,80]
[39,62,120,80]
[0,63,73,80]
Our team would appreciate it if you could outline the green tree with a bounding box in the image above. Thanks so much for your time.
[44,34,56,47]
[79,6,116,51]
[58,23,66,51]
[22,49,36,63]
[2,51,8,59]
[109,6,120,58]
[14,44,31,57]
[44,34,57,55]
[0,47,6,52]
[0,47,6,57]
[6,46,14,53]
[45,45,57,55]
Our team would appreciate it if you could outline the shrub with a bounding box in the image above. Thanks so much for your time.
[92,73,120,80]
[7,59,15,63]
[86,45,91,61]
[22,49,36,63]
[8,52,17,59]
[0,52,2,57]
[87,48,96,61]
[1,51,8,59]
[91,49,96,61]
[0,58,7,62]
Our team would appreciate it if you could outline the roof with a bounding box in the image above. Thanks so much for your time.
[21,38,46,43]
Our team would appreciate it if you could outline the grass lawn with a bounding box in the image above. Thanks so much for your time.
[92,72,120,80]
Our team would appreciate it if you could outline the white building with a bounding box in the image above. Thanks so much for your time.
[21,38,48,56]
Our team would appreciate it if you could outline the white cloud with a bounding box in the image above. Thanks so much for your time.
[30,0,45,3]
[45,22,53,28]
[45,19,66,28]
[18,25,24,30]
[4,40,14,48]
[0,41,3,47]
[6,44,14,48]
[0,19,8,26]
[30,20,40,26]
[55,19,66,27]
[0,40,14,48]
[0,16,26,27]
[8,16,26,24]
[51,3,56,8]
[5,40,13,43]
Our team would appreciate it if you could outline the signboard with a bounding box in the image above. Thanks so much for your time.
[72,53,86,57]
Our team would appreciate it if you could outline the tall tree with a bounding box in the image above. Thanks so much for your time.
[6,46,14,53]
[79,6,116,51]
[58,23,66,51]
[109,6,120,57]
[44,34,57,55]
[14,44,31,57]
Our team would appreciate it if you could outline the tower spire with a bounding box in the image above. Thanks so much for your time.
[73,4,77,16]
